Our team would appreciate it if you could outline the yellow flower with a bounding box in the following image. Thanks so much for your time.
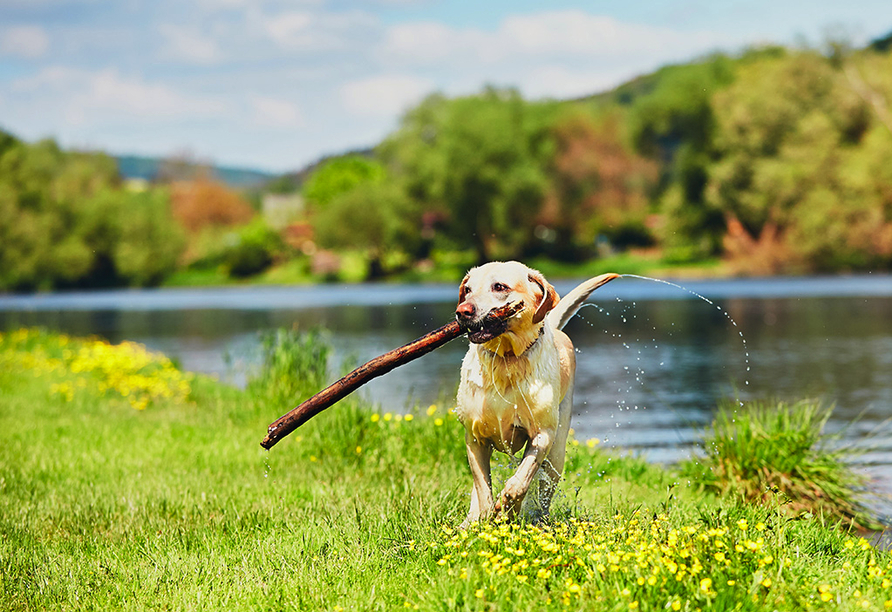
[671,601,681,611]
[404,414,414,422]
[383,413,393,421]
[761,578,772,588]
[475,589,485,599]
[427,404,437,416]
[371,413,380,422]
[434,418,444,427]
[355,446,362,455]
[629,602,639,610]
[586,438,600,448]
[700,578,712,592]
[737,519,748,531]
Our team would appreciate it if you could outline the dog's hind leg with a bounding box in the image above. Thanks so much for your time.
[535,387,573,517]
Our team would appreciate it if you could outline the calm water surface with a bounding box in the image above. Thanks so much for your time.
[3,275,891,514]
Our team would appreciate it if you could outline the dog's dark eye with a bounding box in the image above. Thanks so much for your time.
[492,282,510,293]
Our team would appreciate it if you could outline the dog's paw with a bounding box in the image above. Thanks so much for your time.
[500,476,527,503]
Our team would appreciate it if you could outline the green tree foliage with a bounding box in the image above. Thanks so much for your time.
[0,133,185,290]
[224,217,285,278]
[302,155,385,208]
[542,109,658,259]
[313,180,422,278]
[626,55,739,260]
[380,88,557,263]
[707,51,892,272]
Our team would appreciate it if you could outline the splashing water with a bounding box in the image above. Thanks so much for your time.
[569,273,753,457]
[620,274,751,396]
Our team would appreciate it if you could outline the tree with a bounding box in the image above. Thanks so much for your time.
[0,134,186,290]
[380,88,556,263]
[626,54,738,260]
[541,109,658,259]
[313,180,421,279]
[708,51,891,272]
[169,179,255,233]
[302,155,385,209]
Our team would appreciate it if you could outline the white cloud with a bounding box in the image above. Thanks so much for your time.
[158,24,222,64]
[250,95,304,127]
[340,74,433,118]
[257,9,377,50]
[382,10,728,68]
[1,25,50,59]
[10,67,228,125]
[376,10,734,103]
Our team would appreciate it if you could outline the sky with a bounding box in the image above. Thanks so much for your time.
[1,1,891,174]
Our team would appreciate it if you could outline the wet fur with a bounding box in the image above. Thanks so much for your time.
[454,261,617,526]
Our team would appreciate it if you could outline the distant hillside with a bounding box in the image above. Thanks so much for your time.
[115,155,274,188]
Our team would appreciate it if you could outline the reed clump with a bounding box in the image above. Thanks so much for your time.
[680,399,873,528]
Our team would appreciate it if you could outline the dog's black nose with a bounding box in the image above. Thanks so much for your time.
[455,302,476,321]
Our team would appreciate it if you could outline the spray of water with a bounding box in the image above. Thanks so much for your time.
[620,274,751,394]
[569,272,752,464]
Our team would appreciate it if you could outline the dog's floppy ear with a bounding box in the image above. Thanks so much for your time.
[457,273,470,306]
[529,272,559,324]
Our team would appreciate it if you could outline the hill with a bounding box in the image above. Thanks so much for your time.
[115,154,274,188]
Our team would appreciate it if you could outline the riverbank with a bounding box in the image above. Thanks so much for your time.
[161,249,728,289]
[2,328,890,611]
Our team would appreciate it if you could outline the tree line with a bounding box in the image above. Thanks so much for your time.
[2,39,891,291]
[309,43,892,277]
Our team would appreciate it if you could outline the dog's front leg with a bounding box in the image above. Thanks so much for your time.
[461,433,494,528]
[496,430,554,519]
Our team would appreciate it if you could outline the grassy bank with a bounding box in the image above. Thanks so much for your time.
[162,249,727,289]
[1,328,890,611]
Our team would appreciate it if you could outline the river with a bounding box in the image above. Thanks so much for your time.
[2,274,891,516]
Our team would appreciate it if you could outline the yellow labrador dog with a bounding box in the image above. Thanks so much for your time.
[454,261,618,526]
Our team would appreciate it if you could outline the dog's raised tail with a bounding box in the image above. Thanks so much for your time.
[548,273,620,331]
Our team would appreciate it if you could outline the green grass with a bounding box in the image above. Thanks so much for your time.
[1,329,890,611]
[678,399,876,529]
[162,249,727,289]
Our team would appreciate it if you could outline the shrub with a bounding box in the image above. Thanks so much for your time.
[679,399,873,528]
[246,328,331,409]
[224,218,284,278]
[170,178,254,232]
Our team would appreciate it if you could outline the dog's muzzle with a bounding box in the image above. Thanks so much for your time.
[456,301,524,344]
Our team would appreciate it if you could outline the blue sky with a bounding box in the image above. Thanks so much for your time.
[1,1,891,173]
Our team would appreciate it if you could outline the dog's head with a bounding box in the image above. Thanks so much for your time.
[455,261,559,354]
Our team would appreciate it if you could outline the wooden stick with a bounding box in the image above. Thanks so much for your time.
[260,301,524,450]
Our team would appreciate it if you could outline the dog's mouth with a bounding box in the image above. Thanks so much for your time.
[465,316,509,344]
[456,300,525,344]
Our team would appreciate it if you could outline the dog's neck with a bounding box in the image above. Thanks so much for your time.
[480,324,544,358]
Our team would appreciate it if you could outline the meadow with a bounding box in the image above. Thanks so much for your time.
[1,328,890,611]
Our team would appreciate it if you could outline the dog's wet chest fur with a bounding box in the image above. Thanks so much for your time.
[456,332,566,454]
